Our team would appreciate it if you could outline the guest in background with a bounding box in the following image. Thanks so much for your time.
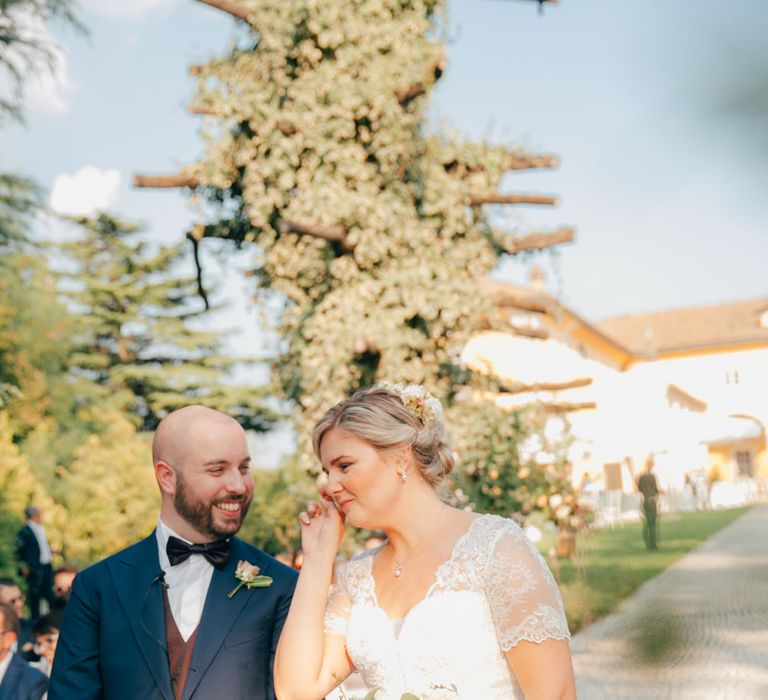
[0,602,48,700]
[0,579,34,658]
[29,611,63,678]
[637,455,663,550]
[51,567,78,610]
[14,507,56,619]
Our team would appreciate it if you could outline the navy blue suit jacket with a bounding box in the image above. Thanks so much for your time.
[49,533,297,700]
[0,653,48,700]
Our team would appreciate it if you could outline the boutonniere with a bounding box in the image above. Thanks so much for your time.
[227,560,273,598]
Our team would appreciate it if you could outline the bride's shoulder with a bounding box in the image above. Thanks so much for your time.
[332,546,377,578]
[471,512,527,540]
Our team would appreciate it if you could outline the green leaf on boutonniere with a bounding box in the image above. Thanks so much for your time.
[227,559,273,598]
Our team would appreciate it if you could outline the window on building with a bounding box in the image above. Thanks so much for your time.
[735,450,754,477]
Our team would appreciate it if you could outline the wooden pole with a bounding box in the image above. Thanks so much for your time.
[133,173,200,189]
[503,377,592,395]
[470,192,558,206]
[503,227,575,254]
[505,154,559,170]
[195,0,252,22]
[277,218,346,242]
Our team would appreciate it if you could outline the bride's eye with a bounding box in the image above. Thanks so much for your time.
[339,463,352,472]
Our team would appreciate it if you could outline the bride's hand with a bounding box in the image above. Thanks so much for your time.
[298,492,345,559]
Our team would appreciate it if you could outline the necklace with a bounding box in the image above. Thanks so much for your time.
[391,505,448,578]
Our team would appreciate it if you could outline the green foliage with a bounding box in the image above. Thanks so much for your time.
[183,0,573,513]
[555,507,750,633]
[0,411,67,574]
[0,252,77,436]
[55,212,281,431]
[0,0,85,122]
[0,173,41,247]
[57,412,158,564]
[239,459,318,557]
[447,400,572,520]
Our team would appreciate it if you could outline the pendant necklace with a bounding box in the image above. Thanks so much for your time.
[392,505,448,578]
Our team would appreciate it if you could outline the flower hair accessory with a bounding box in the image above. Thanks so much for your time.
[378,382,444,424]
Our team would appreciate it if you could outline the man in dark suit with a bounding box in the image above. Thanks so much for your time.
[50,406,298,700]
[0,602,47,700]
[14,506,56,619]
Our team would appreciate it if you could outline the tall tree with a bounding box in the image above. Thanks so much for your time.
[137,0,574,515]
[57,412,157,564]
[0,0,83,121]
[55,212,280,431]
[0,412,66,576]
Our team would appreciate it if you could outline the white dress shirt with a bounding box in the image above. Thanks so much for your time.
[0,650,12,686]
[155,518,215,641]
[27,521,52,565]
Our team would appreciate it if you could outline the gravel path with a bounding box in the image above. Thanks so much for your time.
[572,505,768,700]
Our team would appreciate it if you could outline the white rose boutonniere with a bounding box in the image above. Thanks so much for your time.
[227,560,273,598]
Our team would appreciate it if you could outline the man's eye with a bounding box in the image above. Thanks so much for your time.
[239,465,251,473]
[208,468,223,475]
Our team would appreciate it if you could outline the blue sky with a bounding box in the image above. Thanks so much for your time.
[2,0,767,325]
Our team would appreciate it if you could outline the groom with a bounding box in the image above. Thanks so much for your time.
[49,406,298,700]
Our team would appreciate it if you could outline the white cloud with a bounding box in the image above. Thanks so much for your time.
[80,0,178,20]
[50,166,122,216]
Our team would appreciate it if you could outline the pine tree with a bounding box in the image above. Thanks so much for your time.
[55,212,280,431]
[137,0,574,516]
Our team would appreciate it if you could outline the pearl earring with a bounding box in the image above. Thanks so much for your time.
[398,469,408,483]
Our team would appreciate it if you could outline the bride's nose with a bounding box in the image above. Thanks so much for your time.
[326,471,345,495]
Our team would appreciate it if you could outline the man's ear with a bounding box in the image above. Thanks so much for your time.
[155,461,177,496]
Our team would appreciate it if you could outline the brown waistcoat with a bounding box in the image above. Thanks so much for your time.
[163,588,199,700]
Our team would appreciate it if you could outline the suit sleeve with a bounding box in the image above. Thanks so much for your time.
[268,569,298,700]
[48,571,103,700]
[27,671,49,700]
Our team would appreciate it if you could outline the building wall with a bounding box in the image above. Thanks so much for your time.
[464,326,768,493]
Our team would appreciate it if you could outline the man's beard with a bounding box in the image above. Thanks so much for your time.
[174,474,251,539]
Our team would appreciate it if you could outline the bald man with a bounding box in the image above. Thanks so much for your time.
[50,406,297,700]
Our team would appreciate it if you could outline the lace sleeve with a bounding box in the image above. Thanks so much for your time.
[484,523,571,651]
[323,559,352,636]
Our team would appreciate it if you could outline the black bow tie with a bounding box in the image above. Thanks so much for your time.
[166,536,230,570]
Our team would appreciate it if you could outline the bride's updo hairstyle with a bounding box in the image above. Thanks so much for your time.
[312,384,454,489]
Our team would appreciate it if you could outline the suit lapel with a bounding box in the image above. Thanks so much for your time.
[182,538,254,700]
[110,533,174,700]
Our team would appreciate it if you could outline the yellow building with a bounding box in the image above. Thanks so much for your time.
[464,278,768,506]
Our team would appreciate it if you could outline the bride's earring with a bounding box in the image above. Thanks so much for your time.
[398,468,408,483]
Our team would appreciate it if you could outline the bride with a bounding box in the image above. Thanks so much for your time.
[274,384,576,700]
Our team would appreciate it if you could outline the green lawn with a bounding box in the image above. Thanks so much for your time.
[547,506,750,633]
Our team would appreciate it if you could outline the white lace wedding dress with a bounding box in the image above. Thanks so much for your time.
[324,514,571,700]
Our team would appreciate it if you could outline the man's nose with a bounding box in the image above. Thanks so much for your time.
[223,468,248,494]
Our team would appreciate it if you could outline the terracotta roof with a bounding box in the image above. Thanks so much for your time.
[597,298,768,354]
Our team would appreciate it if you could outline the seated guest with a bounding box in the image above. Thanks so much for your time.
[0,579,34,658]
[29,611,63,678]
[0,602,48,700]
[51,567,78,610]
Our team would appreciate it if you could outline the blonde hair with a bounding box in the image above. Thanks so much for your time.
[312,386,454,488]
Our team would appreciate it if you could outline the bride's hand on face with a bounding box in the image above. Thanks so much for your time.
[298,490,345,559]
